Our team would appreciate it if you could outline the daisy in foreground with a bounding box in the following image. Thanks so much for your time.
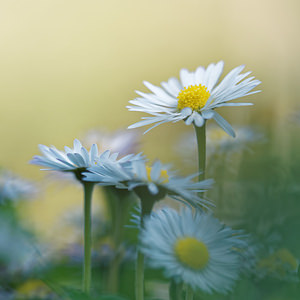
[140,207,247,296]
[127,61,261,137]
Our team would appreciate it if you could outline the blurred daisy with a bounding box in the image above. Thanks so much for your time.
[128,61,260,136]
[31,139,143,181]
[84,159,213,208]
[177,125,264,162]
[257,248,299,281]
[0,170,37,203]
[82,128,141,157]
[140,207,247,294]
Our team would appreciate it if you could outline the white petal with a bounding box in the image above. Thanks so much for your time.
[201,110,214,119]
[212,112,236,137]
[194,113,205,127]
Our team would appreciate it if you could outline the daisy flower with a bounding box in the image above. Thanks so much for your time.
[0,170,37,203]
[140,207,247,294]
[30,139,143,181]
[84,159,213,209]
[127,61,261,137]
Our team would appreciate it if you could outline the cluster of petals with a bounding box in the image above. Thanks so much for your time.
[0,170,36,202]
[127,61,261,137]
[30,139,143,173]
[84,159,213,208]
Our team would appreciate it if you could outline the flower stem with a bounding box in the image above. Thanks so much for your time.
[135,249,145,300]
[134,189,156,300]
[169,280,183,300]
[194,123,206,181]
[104,187,135,293]
[83,182,95,294]
[185,286,194,300]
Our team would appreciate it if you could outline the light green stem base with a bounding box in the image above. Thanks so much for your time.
[134,189,156,300]
[135,250,145,300]
[185,286,194,300]
[169,280,183,300]
[83,182,95,294]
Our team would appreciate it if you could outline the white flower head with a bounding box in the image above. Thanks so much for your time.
[0,170,37,203]
[31,139,143,181]
[128,61,261,137]
[84,159,213,208]
[82,128,141,157]
[140,207,247,294]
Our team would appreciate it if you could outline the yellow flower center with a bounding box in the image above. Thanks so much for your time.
[174,237,209,269]
[146,166,169,183]
[177,84,211,111]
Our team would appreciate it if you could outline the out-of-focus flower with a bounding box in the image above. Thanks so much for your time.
[16,279,57,299]
[176,125,264,167]
[83,159,213,208]
[128,61,260,136]
[140,207,247,294]
[0,215,42,274]
[0,170,37,203]
[82,128,141,157]
[0,290,14,300]
[31,139,143,181]
[257,248,299,281]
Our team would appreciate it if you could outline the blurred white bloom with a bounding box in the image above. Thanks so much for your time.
[177,125,264,164]
[128,61,260,136]
[82,128,141,157]
[256,248,299,282]
[84,159,213,208]
[0,170,37,203]
[0,215,43,274]
[140,207,247,294]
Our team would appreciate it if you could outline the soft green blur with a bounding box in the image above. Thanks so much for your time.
[0,2,299,298]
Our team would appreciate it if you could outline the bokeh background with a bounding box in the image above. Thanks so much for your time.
[0,1,300,299]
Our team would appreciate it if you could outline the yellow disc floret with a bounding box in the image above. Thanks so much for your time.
[177,84,211,111]
[146,166,169,183]
[174,237,209,269]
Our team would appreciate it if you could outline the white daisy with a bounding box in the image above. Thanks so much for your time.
[30,139,143,180]
[127,61,261,137]
[0,170,37,203]
[140,207,247,294]
[84,159,213,208]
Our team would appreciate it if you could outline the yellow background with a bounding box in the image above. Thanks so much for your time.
[0,0,299,242]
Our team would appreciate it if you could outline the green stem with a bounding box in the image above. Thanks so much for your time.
[105,188,135,293]
[83,182,95,294]
[135,249,145,300]
[134,190,156,300]
[194,123,206,181]
[169,280,183,300]
[185,286,194,300]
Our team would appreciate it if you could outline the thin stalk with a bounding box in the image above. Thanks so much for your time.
[134,190,156,300]
[185,286,194,300]
[169,280,183,300]
[194,123,206,181]
[105,188,134,293]
[135,249,145,300]
[83,182,95,294]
